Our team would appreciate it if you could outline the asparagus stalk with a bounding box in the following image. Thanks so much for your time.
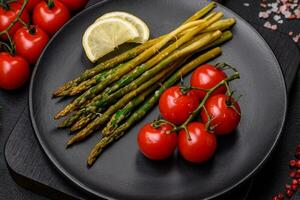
[102,58,188,135]
[57,107,105,128]
[70,15,223,96]
[71,57,189,132]
[183,2,216,23]
[87,47,222,166]
[203,18,236,32]
[53,39,158,97]
[67,66,174,146]
[58,31,233,129]
[81,31,221,111]
[179,18,235,38]
[54,19,209,119]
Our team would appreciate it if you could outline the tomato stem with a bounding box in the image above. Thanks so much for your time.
[28,25,36,35]
[47,0,55,9]
[180,85,209,94]
[18,17,30,29]
[0,41,14,54]
[0,0,28,36]
[152,119,178,135]
[0,0,28,54]
[0,2,10,10]
[154,63,240,138]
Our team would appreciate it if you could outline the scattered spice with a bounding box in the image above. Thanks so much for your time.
[254,0,300,43]
[273,145,300,199]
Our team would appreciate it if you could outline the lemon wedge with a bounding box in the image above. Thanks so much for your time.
[82,18,139,62]
[97,12,150,43]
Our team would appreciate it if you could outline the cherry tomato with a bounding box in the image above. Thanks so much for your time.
[178,122,217,163]
[201,94,241,135]
[18,0,42,12]
[14,26,49,64]
[159,86,199,125]
[32,0,70,35]
[138,123,177,160]
[190,64,227,100]
[0,2,30,39]
[0,52,30,90]
[58,0,87,11]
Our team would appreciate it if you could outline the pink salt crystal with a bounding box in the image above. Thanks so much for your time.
[260,3,267,8]
[289,31,294,36]
[271,24,278,30]
[278,20,284,23]
[264,21,272,29]
[259,11,270,18]
[292,34,300,42]
[273,15,281,21]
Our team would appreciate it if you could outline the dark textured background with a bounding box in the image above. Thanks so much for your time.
[1,0,300,199]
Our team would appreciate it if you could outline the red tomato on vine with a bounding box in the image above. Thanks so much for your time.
[159,86,199,125]
[14,25,49,64]
[0,2,30,39]
[190,64,227,100]
[201,94,241,135]
[178,122,217,163]
[138,123,177,160]
[0,52,30,90]
[33,0,70,35]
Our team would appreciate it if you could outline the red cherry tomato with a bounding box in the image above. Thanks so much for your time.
[0,2,30,39]
[138,123,177,160]
[0,52,30,90]
[14,26,49,64]
[190,64,227,100]
[32,0,70,35]
[178,122,217,163]
[58,0,87,11]
[18,0,42,12]
[201,94,241,135]
[159,86,199,125]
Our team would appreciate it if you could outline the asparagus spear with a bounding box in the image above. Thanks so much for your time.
[81,31,221,111]
[67,66,174,146]
[102,58,188,135]
[203,18,236,32]
[87,47,222,166]
[58,31,233,129]
[54,19,209,119]
[183,2,216,23]
[71,57,188,132]
[69,15,224,96]
[53,39,158,97]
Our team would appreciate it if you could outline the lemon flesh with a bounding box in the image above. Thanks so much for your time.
[97,11,150,43]
[82,18,139,62]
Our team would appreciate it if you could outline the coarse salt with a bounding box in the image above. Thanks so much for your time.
[259,11,270,18]
[292,34,300,42]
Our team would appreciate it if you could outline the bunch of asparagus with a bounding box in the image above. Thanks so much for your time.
[52,2,236,166]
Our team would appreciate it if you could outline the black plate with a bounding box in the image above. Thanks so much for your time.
[29,0,287,199]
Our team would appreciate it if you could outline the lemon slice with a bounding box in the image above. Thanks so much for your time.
[82,18,139,62]
[97,12,150,43]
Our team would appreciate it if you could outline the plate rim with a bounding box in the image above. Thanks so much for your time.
[29,0,287,199]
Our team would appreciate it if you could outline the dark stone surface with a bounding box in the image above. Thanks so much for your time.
[1,0,300,199]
